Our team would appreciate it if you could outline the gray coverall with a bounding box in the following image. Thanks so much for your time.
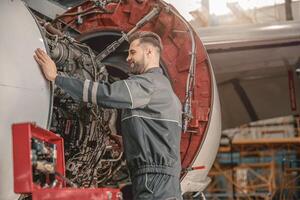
[55,67,183,200]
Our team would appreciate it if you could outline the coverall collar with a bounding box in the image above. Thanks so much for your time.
[145,67,162,74]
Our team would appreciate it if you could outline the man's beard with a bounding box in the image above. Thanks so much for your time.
[129,58,146,75]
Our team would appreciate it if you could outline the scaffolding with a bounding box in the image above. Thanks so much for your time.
[205,116,300,200]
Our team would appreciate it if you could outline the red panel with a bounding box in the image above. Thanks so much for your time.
[12,123,65,193]
[32,188,121,200]
[12,123,33,193]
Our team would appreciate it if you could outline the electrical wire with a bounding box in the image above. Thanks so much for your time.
[159,0,197,133]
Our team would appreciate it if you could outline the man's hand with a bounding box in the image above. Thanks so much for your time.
[34,48,57,81]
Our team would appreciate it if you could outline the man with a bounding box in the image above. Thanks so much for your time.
[34,31,183,200]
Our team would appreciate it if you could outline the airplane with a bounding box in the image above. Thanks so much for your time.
[0,0,221,199]
[2,0,299,200]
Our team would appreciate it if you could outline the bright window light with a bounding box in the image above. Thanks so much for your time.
[166,0,287,18]
[164,0,199,20]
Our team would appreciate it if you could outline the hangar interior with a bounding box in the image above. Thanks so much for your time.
[1,0,300,200]
[186,0,300,199]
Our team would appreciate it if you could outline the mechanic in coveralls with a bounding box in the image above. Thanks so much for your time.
[34,31,183,200]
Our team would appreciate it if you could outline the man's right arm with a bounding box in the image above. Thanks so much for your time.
[33,48,154,109]
[55,75,154,109]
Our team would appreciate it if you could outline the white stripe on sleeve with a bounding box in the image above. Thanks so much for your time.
[92,82,99,104]
[123,80,134,109]
[83,80,90,102]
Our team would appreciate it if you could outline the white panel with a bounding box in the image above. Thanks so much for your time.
[0,1,52,199]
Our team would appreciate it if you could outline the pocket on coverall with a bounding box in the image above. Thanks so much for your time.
[145,173,179,200]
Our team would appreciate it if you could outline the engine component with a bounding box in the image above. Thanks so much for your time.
[31,138,57,186]
[37,21,126,188]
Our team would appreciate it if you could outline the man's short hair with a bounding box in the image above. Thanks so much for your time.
[128,31,163,53]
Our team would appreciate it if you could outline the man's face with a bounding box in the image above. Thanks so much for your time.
[126,39,146,75]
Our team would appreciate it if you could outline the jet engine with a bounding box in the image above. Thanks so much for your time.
[0,0,221,199]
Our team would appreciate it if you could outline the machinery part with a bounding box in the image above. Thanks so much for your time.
[95,5,161,63]
[55,172,78,188]
[193,192,207,200]
[155,1,198,133]
[31,138,57,169]
[35,21,125,188]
